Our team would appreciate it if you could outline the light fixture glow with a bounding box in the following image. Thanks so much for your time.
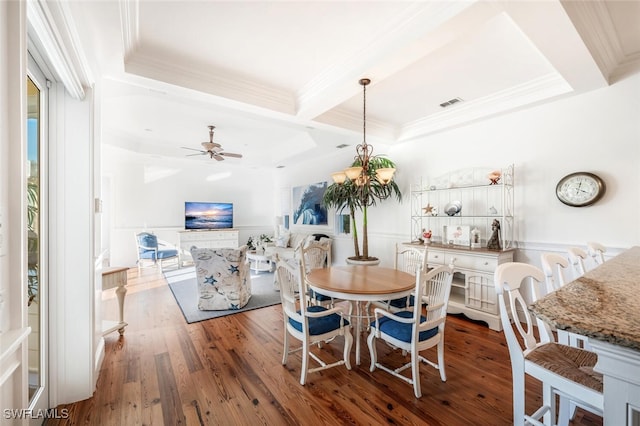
[331,78,395,188]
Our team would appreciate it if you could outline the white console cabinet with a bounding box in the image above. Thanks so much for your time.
[178,230,239,261]
[415,243,513,331]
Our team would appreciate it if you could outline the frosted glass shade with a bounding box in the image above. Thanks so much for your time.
[345,167,363,180]
[375,167,396,184]
[331,172,347,184]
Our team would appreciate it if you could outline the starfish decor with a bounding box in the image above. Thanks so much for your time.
[423,204,434,215]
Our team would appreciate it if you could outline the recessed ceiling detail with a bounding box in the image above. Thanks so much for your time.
[63,0,640,168]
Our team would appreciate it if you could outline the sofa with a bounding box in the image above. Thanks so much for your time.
[264,232,332,262]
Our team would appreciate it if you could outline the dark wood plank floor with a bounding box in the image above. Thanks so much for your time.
[47,267,602,425]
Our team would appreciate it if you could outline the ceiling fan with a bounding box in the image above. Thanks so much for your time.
[182,125,243,161]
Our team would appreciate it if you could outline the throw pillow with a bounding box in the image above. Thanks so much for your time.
[276,233,290,248]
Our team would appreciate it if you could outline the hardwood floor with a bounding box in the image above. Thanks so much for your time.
[47,268,602,425]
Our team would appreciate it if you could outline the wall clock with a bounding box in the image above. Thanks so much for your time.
[555,172,606,207]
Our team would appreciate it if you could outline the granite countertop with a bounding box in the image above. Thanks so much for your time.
[530,246,640,351]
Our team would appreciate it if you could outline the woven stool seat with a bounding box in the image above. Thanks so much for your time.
[526,343,603,392]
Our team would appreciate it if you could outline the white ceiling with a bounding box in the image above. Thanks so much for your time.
[66,0,640,169]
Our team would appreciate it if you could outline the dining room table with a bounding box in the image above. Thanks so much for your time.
[306,265,416,365]
[529,246,640,426]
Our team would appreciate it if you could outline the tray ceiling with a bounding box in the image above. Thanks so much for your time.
[64,0,640,168]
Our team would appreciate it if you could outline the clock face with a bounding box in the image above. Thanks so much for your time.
[556,172,605,207]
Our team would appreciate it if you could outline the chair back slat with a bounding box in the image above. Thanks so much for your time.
[495,263,550,354]
[417,264,454,332]
[276,260,306,323]
[300,240,331,273]
[540,253,569,293]
[587,241,606,266]
[394,244,427,276]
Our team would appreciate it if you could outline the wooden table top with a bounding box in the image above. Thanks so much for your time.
[306,265,415,300]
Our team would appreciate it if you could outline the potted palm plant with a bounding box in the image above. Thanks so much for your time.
[323,155,402,263]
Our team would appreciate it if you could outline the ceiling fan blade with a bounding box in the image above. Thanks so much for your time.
[219,152,243,158]
[212,153,225,161]
[186,152,206,157]
[182,146,205,152]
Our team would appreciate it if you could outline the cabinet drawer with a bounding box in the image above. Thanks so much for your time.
[427,250,445,266]
[449,255,497,273]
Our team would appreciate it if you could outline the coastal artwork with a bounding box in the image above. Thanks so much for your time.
[292,182,328,226]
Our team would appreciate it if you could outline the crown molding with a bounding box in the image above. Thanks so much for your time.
[27,0,92,99]
[124,50,296,115]
[398,73,572,141]
[561,0,627,83]
[119,0,139,60]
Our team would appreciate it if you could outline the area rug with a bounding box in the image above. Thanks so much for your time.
[164,267,281,324]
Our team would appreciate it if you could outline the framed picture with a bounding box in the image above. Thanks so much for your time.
[292,182,328,226]
[444,225,470,246]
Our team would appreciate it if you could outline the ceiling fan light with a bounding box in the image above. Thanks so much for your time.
[202,141,215,151]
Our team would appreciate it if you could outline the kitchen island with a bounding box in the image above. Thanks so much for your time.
[530,246,640,425]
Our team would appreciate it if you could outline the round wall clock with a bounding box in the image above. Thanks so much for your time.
[555,172,606,207]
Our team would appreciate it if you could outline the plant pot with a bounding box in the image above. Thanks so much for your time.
[345,257,381,266]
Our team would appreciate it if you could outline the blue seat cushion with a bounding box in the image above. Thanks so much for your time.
[388,295,416,309]
[288,305,349,335]
[139,249,178,260]
[310,290,332,302]
[370,310,438,343]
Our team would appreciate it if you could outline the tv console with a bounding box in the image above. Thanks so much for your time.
[178,229,239,254]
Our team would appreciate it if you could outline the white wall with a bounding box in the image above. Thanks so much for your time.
[392,73,640,256]
[103,146,278,266]
[277,73,640,268]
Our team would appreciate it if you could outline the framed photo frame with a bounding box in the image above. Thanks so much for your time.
[444,225,470,246]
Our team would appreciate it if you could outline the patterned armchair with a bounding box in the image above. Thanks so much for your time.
[191,245,252,310]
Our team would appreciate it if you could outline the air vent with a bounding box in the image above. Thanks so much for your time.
[336,144,349,149]
[439,97,463,108]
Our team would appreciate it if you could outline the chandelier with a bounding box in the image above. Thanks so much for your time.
[331,78,396,186]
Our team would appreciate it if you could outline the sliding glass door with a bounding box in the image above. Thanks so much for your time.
[27,53,49,417]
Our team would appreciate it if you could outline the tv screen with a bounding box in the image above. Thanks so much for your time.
[185,202,234,230]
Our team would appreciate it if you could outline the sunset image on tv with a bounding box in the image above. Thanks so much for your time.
[185,202,233,230]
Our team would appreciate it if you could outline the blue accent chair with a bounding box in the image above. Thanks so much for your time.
[135,232,179,272]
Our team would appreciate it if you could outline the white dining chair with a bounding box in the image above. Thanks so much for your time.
[275,259,352,385]
[495,262,602,425]
[367,264,454,398]
[300,239,337,308]
[369,244,427,313]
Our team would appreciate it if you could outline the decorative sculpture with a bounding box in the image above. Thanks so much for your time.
[487,219,501,250]
[488,170,502,185]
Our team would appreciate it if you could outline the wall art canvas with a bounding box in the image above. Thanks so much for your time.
[292,182,328,226]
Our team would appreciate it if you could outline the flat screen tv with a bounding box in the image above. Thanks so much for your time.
[184,202,233,230]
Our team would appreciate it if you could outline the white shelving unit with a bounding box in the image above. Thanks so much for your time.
[410,165,514,248]
[408,165,515,331]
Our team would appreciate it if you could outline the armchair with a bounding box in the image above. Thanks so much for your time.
[191,245,251,310]
[135,232,179,272]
